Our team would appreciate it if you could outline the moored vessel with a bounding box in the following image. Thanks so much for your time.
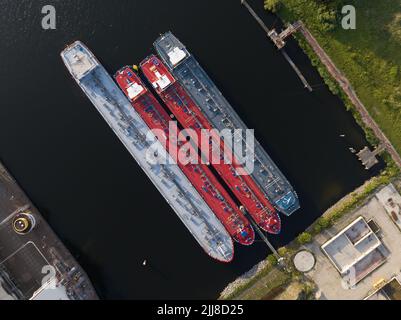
[154,32,300,217]
[61,41,234,262]
[115,66,255,245]
[141,55,281,234]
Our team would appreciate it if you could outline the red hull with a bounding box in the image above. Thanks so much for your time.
[115,66,255,245]
[140,56,281,234]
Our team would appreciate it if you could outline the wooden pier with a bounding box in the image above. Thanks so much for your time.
[241,0,270,34]
[241,0,312,91]
[357,145,385,170]
[281,50,312,91]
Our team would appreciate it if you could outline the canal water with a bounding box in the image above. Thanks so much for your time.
[0,0,383,299]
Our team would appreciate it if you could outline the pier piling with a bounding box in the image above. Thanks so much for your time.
[241,0,312,91]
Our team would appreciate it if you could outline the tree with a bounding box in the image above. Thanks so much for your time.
[297,232,313,245]
[267,254,278,265]
[278,247,289,256]
[317,7,337,32]
[264,0,282,13]
[318,216,331,229]
[313,224,322,234]
[298,284,315,300]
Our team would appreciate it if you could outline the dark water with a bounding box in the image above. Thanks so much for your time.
[0,0,383,299]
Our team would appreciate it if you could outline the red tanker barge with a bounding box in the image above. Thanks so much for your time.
[140,56,281,234]
[115,66,255,246]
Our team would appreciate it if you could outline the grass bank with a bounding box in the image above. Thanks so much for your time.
[271,0,401,154]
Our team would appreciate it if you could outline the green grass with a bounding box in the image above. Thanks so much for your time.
[220,258,276,300]
[233,267,291,300]
[273,0,401,155]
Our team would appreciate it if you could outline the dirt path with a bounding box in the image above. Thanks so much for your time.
[299,22,401,168]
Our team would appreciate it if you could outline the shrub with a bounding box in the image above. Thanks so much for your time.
[267,254,278,266]
[318,216,331,229]
[316,7,337,32]
[298,283,315,300]
[297,232,313,245]
[313,224,322,234]
[278,247,289,256]
[389,66,399,82]
[264,0,282,13]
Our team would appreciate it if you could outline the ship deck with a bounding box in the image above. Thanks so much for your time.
[61,42,97,80]
[140,57,176,94]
